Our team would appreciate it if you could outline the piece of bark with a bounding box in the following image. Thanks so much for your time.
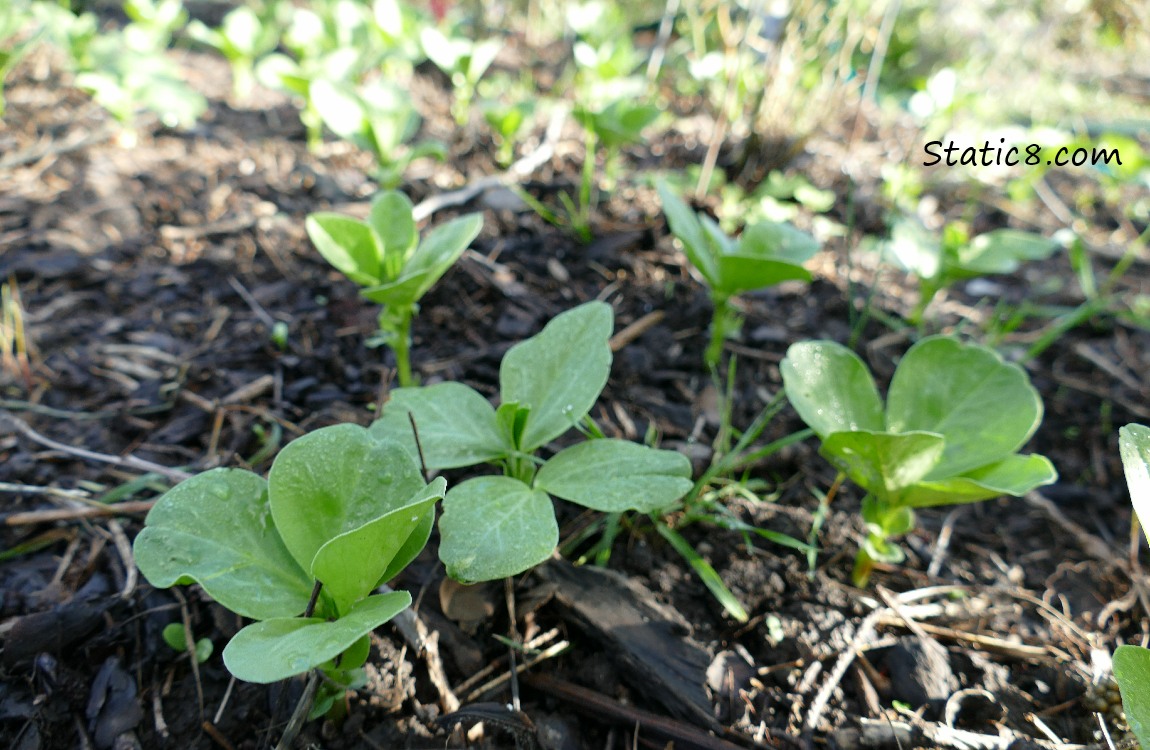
[533,559,716,729]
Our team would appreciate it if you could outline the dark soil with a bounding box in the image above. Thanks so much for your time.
[2,31,1150,750]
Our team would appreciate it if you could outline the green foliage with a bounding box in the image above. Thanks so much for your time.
[420,26,500,125]
[134,424,443,691]
[186,5,279,101]
[305,190,483,386]
[781,336,1056,585]
[0,0,41,118]
[482,98,533,167]
[370,301,693,582]
[162,623,212,663]
[1116,424,1150,746]
[883,219,1059,325]
[658,180,819,368]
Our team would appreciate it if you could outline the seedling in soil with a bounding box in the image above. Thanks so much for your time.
[186,4,280,102]
[162,623,213,664]
[419,27,501,126]
[1115,423,1150,748]
[659,181,819,369]
[780,336,1057,586]
[882,218,1059,325]
[306,190,483,386]
[370,301,694,582]
[482,98,534,167]
[134,424,444,709]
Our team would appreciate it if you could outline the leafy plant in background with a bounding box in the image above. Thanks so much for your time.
[781,336,1057,586]
[659,181,819,369]
[370,301,694,582]
[1114,424,1150,748]
[305,190,483,386]
[1,0,41,118]
[882,218,1059,325]
[420,26,501,126]
[482,98,534,167]
[309,78,446,187]
[186,4,279,102]
[134,424,444,718]
[162,623,213,664]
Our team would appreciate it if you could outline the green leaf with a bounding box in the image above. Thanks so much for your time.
[269,424,425,577]
[535,440,693,513]
[884,218,941,280]
[361,213,482,306]
[1122,424,1150,536]
[949,229,1058,277]
[714,255,812,296]
[134,469,313,621]
[886,336,1043,477]
[656,522,747,622]
[369,190,417,278]
[821,430,945,501]
[900,453,1057,507]
[310,478,444,614]
[781,341,885,437]
[439,476,557,582]
[222,591,410,683]
[500,301,614,451]
[658,181,719,287]
[311,78,368,142]
[737,221,820,266]
[1115,644,1150,750]
[371,382,508,469]
[305,213,382,286]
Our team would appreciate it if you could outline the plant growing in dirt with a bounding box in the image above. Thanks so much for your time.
[186,4,279,102]
[134,424,444,717]
[780,336,1057,586]
[420,26,501,126]
[482,97,534,167]
[1114,423,1150,747]
[659,180,819,369]
[370,301,694,582]
[306,190,483,386]
[883,218,1059,325]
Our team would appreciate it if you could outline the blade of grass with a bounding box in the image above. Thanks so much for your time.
[655,520,748,622]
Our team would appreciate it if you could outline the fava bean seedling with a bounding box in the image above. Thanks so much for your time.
[4,0,1147,747]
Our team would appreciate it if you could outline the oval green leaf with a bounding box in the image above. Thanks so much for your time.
[305,212,381,287]
[1115,644,1150,750]
[371,382,508,469]
[951,229,1058,277]
[781,340,885,438]
[311,478,444,614]
[886,336,1043,478]
[500,301,613,451]
[737,221,819,266]
[134,468,312,621]
[900,453,1057,508]
[269,424,425,576]
[820,430,945,501]
[222,591,410,683]
[369,190,417,279]
[439,476,557,582]
[714,255,811,297]
[535,440,693,513]
[657,181,720,289]
[1120,424,1150,537]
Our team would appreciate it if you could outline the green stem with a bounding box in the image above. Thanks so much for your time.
[705,296,732,369]
[381,307,416,387]
[851,547,876,587]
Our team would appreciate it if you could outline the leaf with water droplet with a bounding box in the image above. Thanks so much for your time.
[134,468,313,621]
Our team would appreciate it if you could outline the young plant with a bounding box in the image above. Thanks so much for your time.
[482,98,534,167]
[309,78,446,187]
[419,27,501,126]
[162,623,212,664]
[659,181,819,369]
[305,190,483,386]
[1114,424,1150,748]
[186,4,280,102]
[780,336,1057,586]
[883,218,1059,325]
[369,301,694,582]
[134,424,444,714]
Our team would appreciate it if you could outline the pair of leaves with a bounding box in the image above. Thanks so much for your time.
[884,219,1058,284]
[780,336,1056,510]
[575,99,661,150]
[134,425,442,683]
[370,302,693,582]
[658,181,818,299]
[306,190,482,309]
[420,28,500,86]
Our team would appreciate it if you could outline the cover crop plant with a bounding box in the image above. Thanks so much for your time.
[883,218,1059,325]
[659,181,819,369]
[370,301,694,582]
[781,336,1057,585]
[306,190,483,386]
[1114,423,1150,747]
[134,424,444,716]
